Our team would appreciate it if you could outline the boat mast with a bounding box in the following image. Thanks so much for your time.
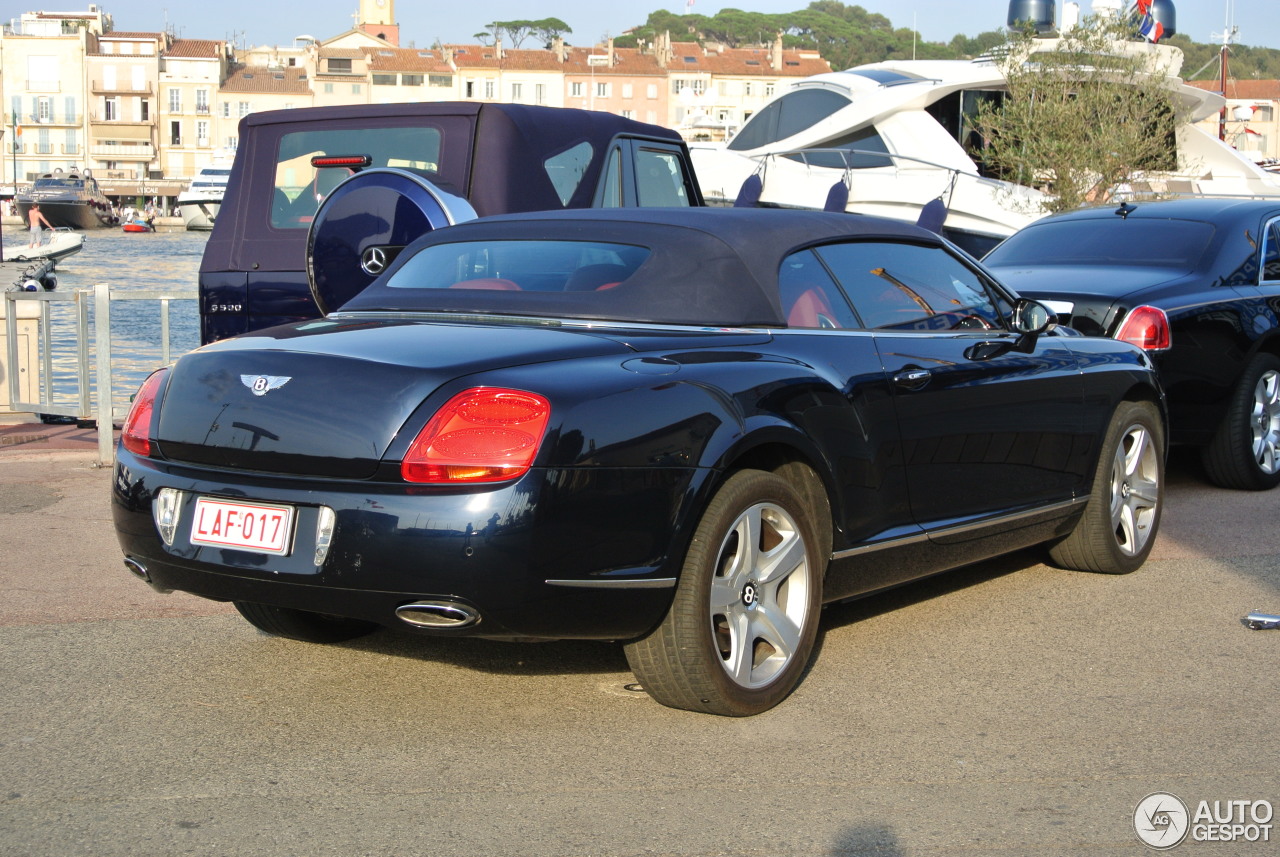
[1215,2,1237,141]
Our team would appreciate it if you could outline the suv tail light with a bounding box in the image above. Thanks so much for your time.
[402,388,551,484]
[121,369,168,457]
[1115,305,1171,351]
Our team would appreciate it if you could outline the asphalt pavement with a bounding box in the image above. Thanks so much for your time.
[1,428,1277,856]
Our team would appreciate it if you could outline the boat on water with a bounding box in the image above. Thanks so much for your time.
[176,156,232,231]
[689,0,1280,255]
[122,218,155,233]
[14,169,116,230]
[1,227,85,263]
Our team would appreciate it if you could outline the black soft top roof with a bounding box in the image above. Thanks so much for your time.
[342,207,945,328]
[204,102,689,274]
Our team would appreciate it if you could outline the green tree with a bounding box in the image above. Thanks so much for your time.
[972,17,1192,213]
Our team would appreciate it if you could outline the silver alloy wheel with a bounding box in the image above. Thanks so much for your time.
[1110,422,1161,556]
[709,501,812,689]
[1250,369,1280,475]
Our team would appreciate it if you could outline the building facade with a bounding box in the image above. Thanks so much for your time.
[1189,79,1280,166]
[2,3,832,202]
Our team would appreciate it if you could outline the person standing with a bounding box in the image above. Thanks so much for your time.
[27,203,53,248]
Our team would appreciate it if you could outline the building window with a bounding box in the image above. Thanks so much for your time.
[535,83,545,105]
[744,82,754,97]
[427,74,450,87]
[238,101,250,118]
[484,80,495,99]
[36,128,51,154]
[197,120,209,146]
[596,81,609,98]
[647,84,657,99]
[571,81,583,98]
[373,74,396,85]
[512,83,523,102]
[622,83,633,99]
[225,136,238,150]
[64,129,78,155]
[404,74,426,86]
[104,98,119,121]
[64,95,76,122]
[465,80,474,98]
[328,58,352,74]
[324,83,334,94]
[140,100,149,121]
[36,97,51,122]
[621,109,634,119]
[765,83,775,97]
[222,101,231,117]
[351,84,362,94]
[168,88,181,112]
[196,90,209,113]
[170,120,181,146]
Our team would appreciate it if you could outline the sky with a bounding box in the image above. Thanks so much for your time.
[1,0,1275,53]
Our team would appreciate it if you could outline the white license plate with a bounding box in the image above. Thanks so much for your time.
[190,497,295,555]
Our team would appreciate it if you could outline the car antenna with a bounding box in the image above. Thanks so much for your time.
[1115,202,1138,219]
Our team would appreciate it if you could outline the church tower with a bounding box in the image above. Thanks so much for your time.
[357,0,399,45]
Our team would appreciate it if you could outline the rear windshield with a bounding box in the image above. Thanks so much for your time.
[272,126,444,229]
[986,219,1215,269]
[382,240,650,296]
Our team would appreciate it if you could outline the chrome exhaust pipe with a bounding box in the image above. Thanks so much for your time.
[124,557,150,582]
[395,600,480,629]
[124,557,173,594]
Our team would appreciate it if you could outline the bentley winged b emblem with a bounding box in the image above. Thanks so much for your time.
[241,374,292,397]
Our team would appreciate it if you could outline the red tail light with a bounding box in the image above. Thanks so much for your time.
[1115,305,1171,351]
[121,369,168,457]
[402,388,551,484]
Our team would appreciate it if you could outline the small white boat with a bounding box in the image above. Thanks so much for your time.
[177,155,232,231]
[2,227,85,263]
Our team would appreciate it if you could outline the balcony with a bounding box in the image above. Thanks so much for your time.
[91,81,154,95]
[24,113,84,127]
[89,142,156,160]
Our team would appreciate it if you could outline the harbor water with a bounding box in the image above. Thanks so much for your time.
[3,226,206,415]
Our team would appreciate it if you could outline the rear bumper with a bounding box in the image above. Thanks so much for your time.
[113,448,698,640]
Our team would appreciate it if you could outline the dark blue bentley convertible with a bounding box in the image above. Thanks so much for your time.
[114,207,1166,715]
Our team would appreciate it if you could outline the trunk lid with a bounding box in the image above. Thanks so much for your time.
[155,318,634,478]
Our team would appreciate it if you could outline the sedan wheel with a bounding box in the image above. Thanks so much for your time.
[1049,401,1164,574]
[1202,353,1280,490]
[624,469,824,716]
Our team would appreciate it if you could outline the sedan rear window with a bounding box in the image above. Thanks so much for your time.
[382,240,650,294]
[986,219,1215,269]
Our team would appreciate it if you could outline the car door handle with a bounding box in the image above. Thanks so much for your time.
[892,368,932,390]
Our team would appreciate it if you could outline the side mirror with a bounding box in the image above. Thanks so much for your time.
[1010,298,1057,336]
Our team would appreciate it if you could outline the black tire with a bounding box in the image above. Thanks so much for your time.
[233,601,378,644]
[1201,352,1280,491]
[624,468,825,716]
[1049,400,1164,574]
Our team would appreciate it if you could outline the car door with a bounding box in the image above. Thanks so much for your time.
[813,239,1091,530]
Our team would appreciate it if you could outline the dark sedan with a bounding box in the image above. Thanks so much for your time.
[114,208,1165,716]
[984,197,1280,490]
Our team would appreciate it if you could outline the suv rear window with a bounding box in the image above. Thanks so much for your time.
[272,126,444,228]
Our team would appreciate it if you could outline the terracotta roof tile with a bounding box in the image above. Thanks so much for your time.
[221,64,311,94]
[1189,79,1280,100]
[165,39,222,59]
[362,47,453,74]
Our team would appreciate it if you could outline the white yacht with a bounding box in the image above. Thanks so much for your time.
[690,0,1280,255]
[177,155,233,231]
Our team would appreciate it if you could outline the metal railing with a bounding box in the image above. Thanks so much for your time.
[4,283,196,465]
